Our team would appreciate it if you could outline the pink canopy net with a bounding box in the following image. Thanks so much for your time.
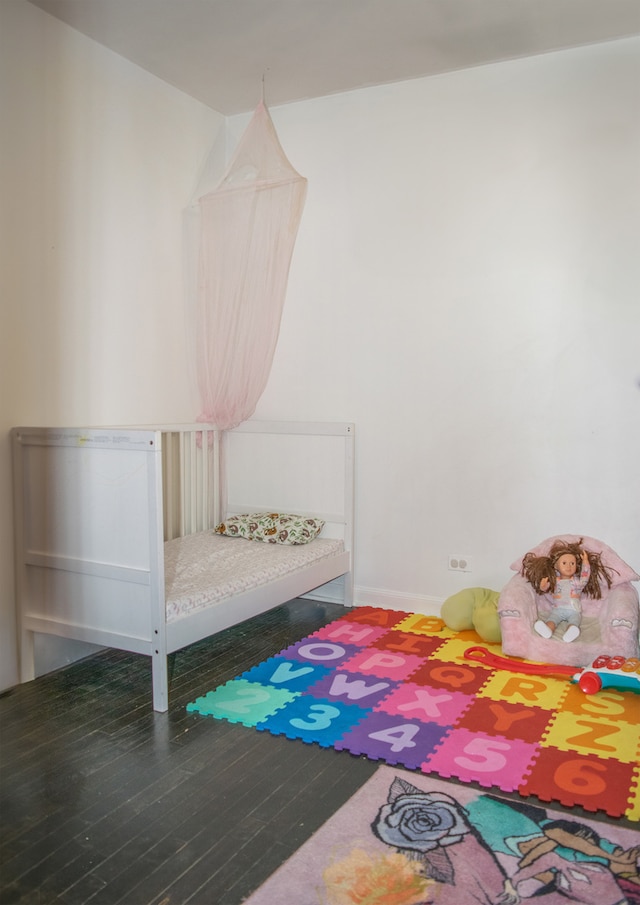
[189,101,307,430]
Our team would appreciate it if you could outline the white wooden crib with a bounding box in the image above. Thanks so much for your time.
[12,421,354,711]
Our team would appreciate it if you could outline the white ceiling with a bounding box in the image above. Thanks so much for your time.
[27,0,640,115]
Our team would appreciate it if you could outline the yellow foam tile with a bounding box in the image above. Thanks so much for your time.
[477,670,569,710]
[541,711,640,763]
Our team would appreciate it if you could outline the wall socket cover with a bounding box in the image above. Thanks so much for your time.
[448,554,474,572]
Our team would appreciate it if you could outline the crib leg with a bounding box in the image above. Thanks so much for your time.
[343,571,354,606]
[19,628,35,683]
[152,653,170,713]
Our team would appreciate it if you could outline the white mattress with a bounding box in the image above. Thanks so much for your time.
[164,531,345,622]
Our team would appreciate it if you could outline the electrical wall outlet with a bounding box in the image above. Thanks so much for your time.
[448,554,474,572]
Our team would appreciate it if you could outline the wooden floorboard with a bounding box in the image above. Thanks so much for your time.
[1,597,635,904]
[0,600,377,905]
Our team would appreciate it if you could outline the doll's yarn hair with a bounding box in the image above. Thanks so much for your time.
[521,538,614,599]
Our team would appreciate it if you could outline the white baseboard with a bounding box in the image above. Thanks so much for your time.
[304,581,444,616]
[353,585,443,616]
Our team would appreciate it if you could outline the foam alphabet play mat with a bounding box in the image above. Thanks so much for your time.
[187,607,640,821]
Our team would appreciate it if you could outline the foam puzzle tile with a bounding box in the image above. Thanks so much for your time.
[561,682,640,724]
[339,606,413,629]
[409,658,490,695]
[186,678,298,726]
[627,770,640,821]
[371,629,447,658]
[541,710,640,763]
[428,635,494,663]
[277,638,362,668]
[518,746,638,817]
[338,647,426,681]
[304,669,400,708]
[240,656,332,693]
[257,695,369,746]
[310,619,390,647]
[335,710,450,770]
[456,697,553,743]
[477,671,569,711]
[374,681,474,727]
[423,728,539,791]
[392,613,451,636]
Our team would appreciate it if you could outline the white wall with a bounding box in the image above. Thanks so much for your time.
[0,0,224,688]
[1,0,639,691]
[242,38,640,609]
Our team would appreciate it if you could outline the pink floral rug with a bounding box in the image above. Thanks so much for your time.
[244,766,640,905]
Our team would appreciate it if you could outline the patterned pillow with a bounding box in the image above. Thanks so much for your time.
[214,512,325,545]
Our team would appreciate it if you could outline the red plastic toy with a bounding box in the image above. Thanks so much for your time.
[464,647,640,695]
[575,653,640,694]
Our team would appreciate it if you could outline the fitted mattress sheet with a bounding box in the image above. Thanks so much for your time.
[164,531,345,623]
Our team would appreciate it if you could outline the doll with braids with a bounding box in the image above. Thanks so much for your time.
[522,538,614,643]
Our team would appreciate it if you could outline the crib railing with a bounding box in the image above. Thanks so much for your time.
[161,427,221,541]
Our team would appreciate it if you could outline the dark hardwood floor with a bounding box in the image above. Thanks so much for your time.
[1,598,637,904]
[0,600,378,905]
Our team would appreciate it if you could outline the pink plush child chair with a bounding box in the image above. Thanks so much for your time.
[498,534,639,667]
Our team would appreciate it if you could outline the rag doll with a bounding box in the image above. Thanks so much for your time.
[522,538,612,643]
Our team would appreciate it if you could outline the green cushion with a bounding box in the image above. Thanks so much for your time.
[441,587,501,643]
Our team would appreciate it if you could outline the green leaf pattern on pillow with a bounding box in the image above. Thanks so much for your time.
[214,512,325,545]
